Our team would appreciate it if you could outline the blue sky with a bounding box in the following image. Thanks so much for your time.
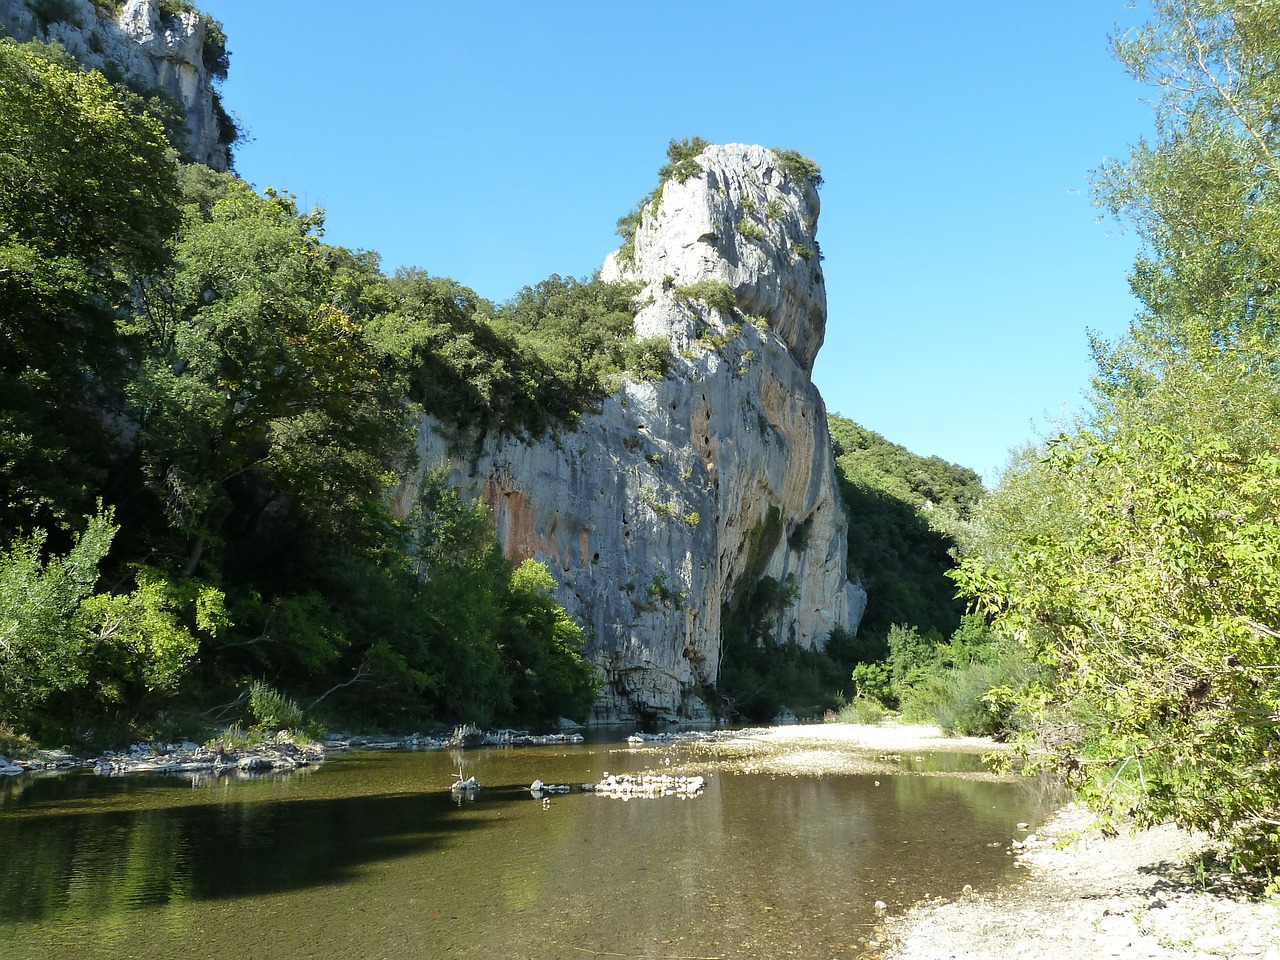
[200,1,1154,483]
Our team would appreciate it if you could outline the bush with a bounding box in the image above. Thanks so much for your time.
[622,335,672,380]
[675,279,737,313]
[248,681,305,732]
[836,697,888,725]
[886,617,1041,737]
[851,661,891,703]
[772,148,824,188]
[658,137,709,184]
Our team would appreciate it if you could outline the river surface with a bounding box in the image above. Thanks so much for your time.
[0,733,1054,959]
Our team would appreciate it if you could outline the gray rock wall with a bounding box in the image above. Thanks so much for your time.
[400,144,866,722]
[0,0,230,169]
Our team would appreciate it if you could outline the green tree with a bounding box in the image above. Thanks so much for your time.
[0,39,179,531]
[497,559,599,724]
[0,510,115,727]
[122,177,407,574]
[956,0,1280,866]
[828,413,983,642]
[0,506,222,740]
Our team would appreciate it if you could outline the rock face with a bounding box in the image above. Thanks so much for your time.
[0,0,230,170]
[403,144,866,722]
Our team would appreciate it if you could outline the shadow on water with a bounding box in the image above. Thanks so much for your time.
[0,771,489,923]
[0,743,1062,960]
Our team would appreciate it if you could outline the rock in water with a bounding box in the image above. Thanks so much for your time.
[400,143,866,722]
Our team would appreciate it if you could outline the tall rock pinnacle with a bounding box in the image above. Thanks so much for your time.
[406,143,866,722]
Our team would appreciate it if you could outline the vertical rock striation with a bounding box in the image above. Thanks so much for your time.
[404,144,866,721]
[0,0,231,170]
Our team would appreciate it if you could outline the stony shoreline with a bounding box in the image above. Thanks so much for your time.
[882,803,1280,960]
[0,737,325,779]
[0,723,589,780]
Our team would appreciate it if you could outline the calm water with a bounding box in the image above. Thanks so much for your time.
[0,737,1052,960]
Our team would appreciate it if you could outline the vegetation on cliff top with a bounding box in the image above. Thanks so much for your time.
[615,138,822,267]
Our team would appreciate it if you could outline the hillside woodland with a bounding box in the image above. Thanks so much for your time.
[0,34,975,746]
[951,0,1280,871]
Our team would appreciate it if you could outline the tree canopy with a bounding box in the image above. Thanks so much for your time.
[955,0,1280,867]
[0,39,180,532]
[0,39,606,745]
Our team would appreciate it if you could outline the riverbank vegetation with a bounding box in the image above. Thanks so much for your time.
[793,2,1280,878]
[716,416,987,722]
[0,36,620,748]
[951,0,1280,871]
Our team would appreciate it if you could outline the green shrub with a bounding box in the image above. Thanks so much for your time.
[658,136,709,184]
[615,204,644,266]
[851,661,892,703]
[207,723,258,751]
[737,218,767,242]
[201,16,230,79]
[895,643,1039,737]
[156,0,196,21]
[675,279,737,312]
[836,697,888,725]
[622,336,671,380]
[772,148,824,188]
[248,680,305,732]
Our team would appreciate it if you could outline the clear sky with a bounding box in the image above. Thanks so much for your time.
[199,1,1154,484]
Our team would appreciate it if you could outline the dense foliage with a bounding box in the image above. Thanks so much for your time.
[714,417,984,722]
[955,0,1280,867]
[828,414,983,644]
[0,39,609,746]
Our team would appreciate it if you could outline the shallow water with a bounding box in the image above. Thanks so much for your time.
[0,737,1053,959]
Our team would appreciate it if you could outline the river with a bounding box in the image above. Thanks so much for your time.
[0,730,1053,959]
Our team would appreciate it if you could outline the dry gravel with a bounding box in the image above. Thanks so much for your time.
[884,790,1280,960]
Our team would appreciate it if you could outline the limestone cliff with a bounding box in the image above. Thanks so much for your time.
[404,144,866,722]
[0,0,231,170]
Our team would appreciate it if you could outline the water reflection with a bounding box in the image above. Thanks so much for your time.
[0,742,1054,960]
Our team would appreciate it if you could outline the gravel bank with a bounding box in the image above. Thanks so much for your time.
[885,802,1280,960]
